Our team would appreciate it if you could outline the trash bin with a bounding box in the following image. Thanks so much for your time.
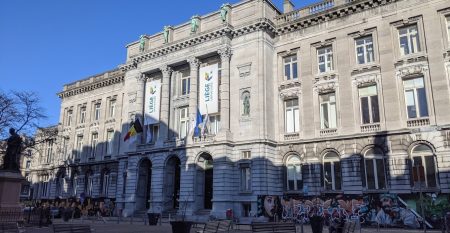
[310,216,324,233]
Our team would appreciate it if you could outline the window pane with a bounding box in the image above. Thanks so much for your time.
[334,161,341,190]
[286,109,294,133]
[376,159,386,189]
[321,103,329,129]
[361,97,370,124]
[399,35,409,55]
[371,95,380,123]
[294,108,300,132]
[447,16,450,42]
[424,156,436,188]
[417,87,428,117]
[329,102,337,128]
[285,64,290,80]
[288,165,295,190]
[365,159,375,189]
[410,31,421,53]
[324,162,332,190]
[357,46,365,64]
[405,90,417,118]
[293,63,298,79]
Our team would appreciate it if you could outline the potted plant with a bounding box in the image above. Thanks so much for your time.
[170,195,193,233]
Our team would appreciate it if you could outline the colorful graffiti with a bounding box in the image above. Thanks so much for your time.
[256,194,442,229]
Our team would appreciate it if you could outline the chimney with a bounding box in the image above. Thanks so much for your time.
[283,0,295,13]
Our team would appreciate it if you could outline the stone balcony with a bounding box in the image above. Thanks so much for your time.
[407,118,430,127]
[284,132,300,141]
[361,123,381,133]
[320,128,338,137]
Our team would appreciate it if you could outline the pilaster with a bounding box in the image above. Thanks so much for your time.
[187,57,200,144]
[158,65,172,145]
[217,47,232,140]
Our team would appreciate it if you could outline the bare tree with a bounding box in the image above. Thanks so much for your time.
[0,90,53,153]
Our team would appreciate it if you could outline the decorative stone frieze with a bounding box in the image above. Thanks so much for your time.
[394,55,428,68]
[313,73,338,93]
[395,63,429,79]
[352,73,379,87]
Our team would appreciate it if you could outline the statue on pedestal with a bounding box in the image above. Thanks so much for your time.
[220,4,230,23]
[2,128,22,171]
[163,26,170,44]
[139,35,145,52]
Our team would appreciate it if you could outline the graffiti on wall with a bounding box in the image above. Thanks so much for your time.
[257,194,423,228]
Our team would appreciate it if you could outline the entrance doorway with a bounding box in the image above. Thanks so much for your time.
[165,156,181,210]
[136,159,152,210]
[196,153,213,210]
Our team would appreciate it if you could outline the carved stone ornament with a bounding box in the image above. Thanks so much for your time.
[187,57,200,69]
[159,65,173,77]
[218,47,232,60]
[237,63,251,77]
[396,63,429,79]
[313,80,338,93]
[280,87,301,99]
[352,74,379,87]
[136,73,147,83]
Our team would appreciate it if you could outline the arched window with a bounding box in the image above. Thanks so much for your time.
[101,169,110,196]
[363,147,387,190]
[323,152,341,191]
[241,91,250,116]
[72,173,78,196]
[286,155,302,191]
[411,144,437,188]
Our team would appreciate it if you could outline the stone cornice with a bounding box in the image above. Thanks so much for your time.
[58,72,124,99]
[119,18,277,72]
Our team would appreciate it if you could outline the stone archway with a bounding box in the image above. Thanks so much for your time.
[196,153,213,210]
[136,159,152,211]
[164,156,181,210]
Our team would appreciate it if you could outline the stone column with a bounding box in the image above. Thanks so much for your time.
[158,65,172,145]
[217,47,232,139]
[135,74,146,145]
[187,57,200,143]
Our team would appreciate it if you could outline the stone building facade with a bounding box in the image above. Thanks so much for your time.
[28,0,450,225]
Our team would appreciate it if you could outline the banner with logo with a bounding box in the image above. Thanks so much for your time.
[199,64,219,114]
[144,79,161,125]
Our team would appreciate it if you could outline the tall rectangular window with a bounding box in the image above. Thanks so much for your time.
[79,106,86,124]
[94,103,101,121]
[180,75,191,96]
[359,85,380,124]
[284,55,298,80]
[317,46,333,73]
[355,36,374,64]
[67,109,73,126]
[106,130,114,156]
[62,137,68,160]
[207,115,220,135]
[90,133,98,158]
[398,25,421,56]
[285,99,299,133]
[240,165,251,192]
[179,107,189,138]
[109,99,116,118]
[76,135,83,160]
[45,140,54,164]
[242,151,251,160]
[446,15,450,43]
[320,92,337,129]
[403,77,428,119]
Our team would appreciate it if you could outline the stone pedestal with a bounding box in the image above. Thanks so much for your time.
[0,171,25,211]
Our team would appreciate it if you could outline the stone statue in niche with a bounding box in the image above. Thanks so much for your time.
[243,92,250,116]
[2,128,22,171]
[139,35,145,52]
[163,26,170,44]
[220,4,230,23]
[190,16,199,33]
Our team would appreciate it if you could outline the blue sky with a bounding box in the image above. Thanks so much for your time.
[0,0,317,127]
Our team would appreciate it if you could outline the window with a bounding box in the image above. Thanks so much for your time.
[85,171,93,196]
[285,99,299,133]
[403,77,428,119]
[75,135,83,160]
[355,36,374,64]
[94,103,101,121]
[26,160,31,169]
[317,46,333,73]
[109,99,116,118]
[55,176,64,197]
[45,140,54,164]
[242,151,251,160]
[72,173,78,196]
[446,15,450,43]
[320,92,337,129]
[146,124,159,144]
[284,55,298,80]
[286,156,303,191]
[90,133,98,158]
[242,203,252,217]
[411,144,437,188]
[106,130,114,156]
[240,164,251,192]
[205,115,220,135]
[62,137,69,160]
[180,74,191,96]
[79,106,86,123]
[323,152,341,191]
[241,91,250,117]
[398,25,421,56]
[359,85,380,124]
[67,109,73,126]
[41,175,49,197]
[363,148,387,190]
[101,170,110,196]
[179,107,189,138]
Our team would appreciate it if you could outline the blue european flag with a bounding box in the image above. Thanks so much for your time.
[194,108,203,137]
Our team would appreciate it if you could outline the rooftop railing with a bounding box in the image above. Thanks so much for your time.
[276,0,356,25]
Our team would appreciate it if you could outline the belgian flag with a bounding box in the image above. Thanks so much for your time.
[124,118,143,142]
